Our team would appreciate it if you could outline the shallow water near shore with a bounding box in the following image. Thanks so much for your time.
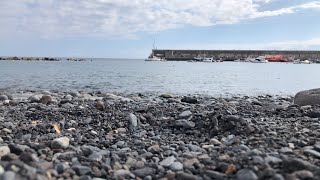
[1,59,319,96]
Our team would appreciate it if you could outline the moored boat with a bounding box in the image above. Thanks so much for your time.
[265,55,288,62]
[247,56,268,63]
[293,59,312,64]
[202,57,213,62]
[193,57,203,61]
[192,56,214,62]
[293,60,300,64]
[145,56,166,61]
[301,60,311,64]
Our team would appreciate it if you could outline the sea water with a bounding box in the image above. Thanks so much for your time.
[1,59,319,96]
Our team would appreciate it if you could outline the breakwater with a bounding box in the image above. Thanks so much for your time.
[151,49,320,61]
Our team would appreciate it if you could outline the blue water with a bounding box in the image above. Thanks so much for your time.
[1,59,320,96]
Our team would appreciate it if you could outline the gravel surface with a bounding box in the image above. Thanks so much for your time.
[0,90,320,180]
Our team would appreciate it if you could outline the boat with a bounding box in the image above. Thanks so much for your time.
[265,55,288,62]
[314,59,320,64]
[293,60,300,64]
[214,58,223,62]
[301,60,311,64]
[248,56,268,63]
[193,57,203,61]
[145,56,165,61]
[145,40,166,61]
[293,59,312,64]
[202,57,213,62]
[192,55,214,62]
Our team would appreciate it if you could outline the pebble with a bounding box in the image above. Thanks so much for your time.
[84,117,92,124]
[8,143,29,155]
[0,171,16,180]
[252,156,264,164]
[183,158,199,167]
[205,170,226,179]
[114,169,131,178]
[159,156,176,167]
[288,143,295,149]
[292,170,314,179]
[265,156,282,165]
[55,162,70,174]
[64,94,73,101]
[147,144,161,153]
[303,149,320,159]
[28,95,41,103]
[272,174,285,180]
[282,157,318,172]
[169,162,183,171]
[90,130,98,135]
[181,96,198,104]
[51,137,70,149]
[2,128,12,134]
[187,144,204,152]
[128,113,138,130]
[0,165,4,175]
[210,138,222,145]
[88,152,103,161]
[175,119,195,129]
[73,165,92,176]
[0,95,8,101]
[176,172,198,180]
[179,110,193,119]
[159,93,173,98]
[236,169,258,180]
[135,161,145,168]
[39,95,53,105]
[0,146,10,157]
[279,147,293,154]
[95,100,105,111]
[132,167,155,178]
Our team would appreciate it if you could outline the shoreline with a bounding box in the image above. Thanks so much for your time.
[1,90,320,179]
[0,57,90,62]
[0,57,61,61]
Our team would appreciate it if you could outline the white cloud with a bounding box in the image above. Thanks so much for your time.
[0,0,319,39]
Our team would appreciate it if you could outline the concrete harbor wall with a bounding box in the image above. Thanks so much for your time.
[151,49,320,61]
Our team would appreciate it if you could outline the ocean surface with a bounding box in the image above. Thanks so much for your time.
[0,59,319,96]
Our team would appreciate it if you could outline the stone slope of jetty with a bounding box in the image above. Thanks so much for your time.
[0,90,320,180]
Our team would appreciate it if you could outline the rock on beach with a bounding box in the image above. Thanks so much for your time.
[39,95,53,105]
[51,137,70,149]
[294,88,320,106]
[0,95,8,101]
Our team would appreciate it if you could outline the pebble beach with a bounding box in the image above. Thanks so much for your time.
[1,90,320,180]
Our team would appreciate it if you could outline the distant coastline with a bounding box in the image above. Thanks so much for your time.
[0,57,91,62]
[0,56,61,61]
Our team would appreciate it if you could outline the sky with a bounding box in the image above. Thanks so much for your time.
[0,0,319,58]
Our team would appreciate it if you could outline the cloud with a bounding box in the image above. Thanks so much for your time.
[0,0,319,39]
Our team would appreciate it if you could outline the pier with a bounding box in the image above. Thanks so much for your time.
[151,49,320,61]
